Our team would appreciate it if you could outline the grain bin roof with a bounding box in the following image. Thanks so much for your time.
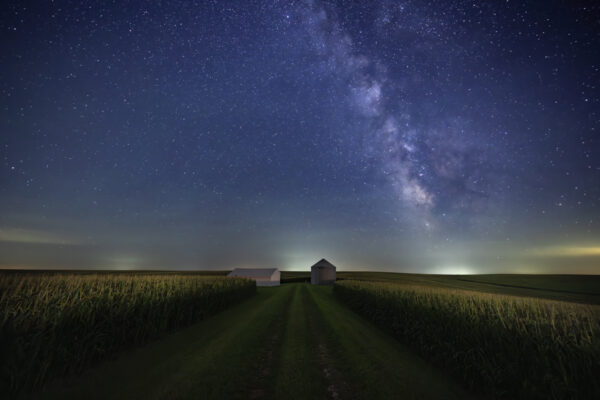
[310,259,336,268]
[228,268,278,278]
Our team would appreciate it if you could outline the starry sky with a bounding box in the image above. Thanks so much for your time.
[1,1,599,273]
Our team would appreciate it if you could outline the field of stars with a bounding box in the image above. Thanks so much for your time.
[1,1,599,273]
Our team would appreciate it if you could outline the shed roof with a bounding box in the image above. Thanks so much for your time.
[310,258,336,269]
[228,268,279,278]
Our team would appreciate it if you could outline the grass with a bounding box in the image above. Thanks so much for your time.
[0,272,255,396]
[272,285,326,399]
[32,283,470,400]
[334,280,600,399]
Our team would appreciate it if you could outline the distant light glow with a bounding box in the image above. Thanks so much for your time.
[434,265,476,275]
[282,251,328,271]
[109,255,143,270]
[527,246,600,257]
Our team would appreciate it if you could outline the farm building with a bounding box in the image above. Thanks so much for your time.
[227,268,280,286]
[311,259,336,285]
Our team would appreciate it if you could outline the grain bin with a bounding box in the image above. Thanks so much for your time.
[310,259,336,285]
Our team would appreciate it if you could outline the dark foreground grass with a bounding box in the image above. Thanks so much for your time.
[334,280,600,399]
[32,284,470,400]
[0,273,255,396]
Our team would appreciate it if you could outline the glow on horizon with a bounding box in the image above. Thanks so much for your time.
[527,246,600,257]
[434,265,477,275]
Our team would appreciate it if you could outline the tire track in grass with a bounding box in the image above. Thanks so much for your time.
[243,314,286,400]
[273,284,329,400]
[235,286,295,400]
[302,285,355,400]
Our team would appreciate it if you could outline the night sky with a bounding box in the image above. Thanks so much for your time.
[1,1,599,273]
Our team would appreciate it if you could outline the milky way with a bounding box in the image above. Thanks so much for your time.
[1,1,599,273]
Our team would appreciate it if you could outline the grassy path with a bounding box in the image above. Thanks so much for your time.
[33,284,472,400]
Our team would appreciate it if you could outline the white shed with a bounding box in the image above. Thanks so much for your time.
[227,268,280,286]
[311,259,336,285]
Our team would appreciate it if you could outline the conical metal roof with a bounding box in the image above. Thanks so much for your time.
[310,258,336,268]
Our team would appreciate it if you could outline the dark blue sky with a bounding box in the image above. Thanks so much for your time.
[1,1,599,272]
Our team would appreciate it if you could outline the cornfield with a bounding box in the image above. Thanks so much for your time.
[0,273,256,395]
[334,280,600,399]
